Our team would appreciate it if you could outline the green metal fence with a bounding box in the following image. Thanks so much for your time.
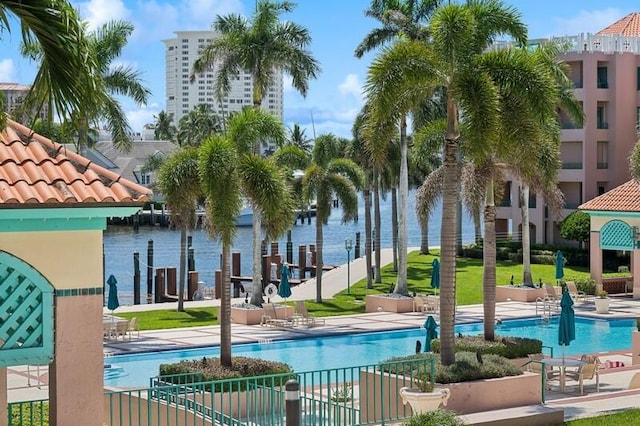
[8,357,435,426]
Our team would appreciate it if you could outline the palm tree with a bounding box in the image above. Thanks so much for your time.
[192,0,320,307]
[176,104,222,146]
[287,123,313,154]
[154,111,177,141]
[157,148,202,312]
[199,108,294,366]
[363,1,532,365]
[358,0,439,295]
[7,1,93,124]
[302,134,364,303]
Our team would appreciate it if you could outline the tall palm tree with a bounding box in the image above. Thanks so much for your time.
[7,0,93,124]
[157,147,202,312]
[358,0,439,295]
[364,1,534,365]
[192,0,320,307]
[302,134,364,303]
[199,108,294,366]
[154,111,177,141]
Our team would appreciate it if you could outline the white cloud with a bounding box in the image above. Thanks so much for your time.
[552,8,624,36]
[180,0,245,29]
[75,0,130,30]
[127,105,161,133]
[338,74,362,99]
[0,59,15,82]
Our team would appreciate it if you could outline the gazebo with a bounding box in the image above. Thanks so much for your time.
[579,179,640,298]
[0,119,151,426]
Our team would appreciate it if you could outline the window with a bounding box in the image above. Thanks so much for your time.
[597,182,607,195]
[597,104,608,129]
[637,68,640,90]
[597,66,608,88]
[597,141,608,169]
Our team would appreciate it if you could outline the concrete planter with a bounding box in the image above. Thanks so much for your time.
[399,387,450,414]
[594,298,610,314]
[496,286,545,302]
[365,294,414,313]
[230,305,294,325]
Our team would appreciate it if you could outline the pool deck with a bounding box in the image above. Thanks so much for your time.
[7,248,640,421]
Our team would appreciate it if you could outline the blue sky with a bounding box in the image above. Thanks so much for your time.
[0,0,635,139]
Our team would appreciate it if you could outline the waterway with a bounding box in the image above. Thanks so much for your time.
[104,190,476,304]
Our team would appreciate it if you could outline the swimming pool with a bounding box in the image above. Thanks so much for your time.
[104,316,635,387]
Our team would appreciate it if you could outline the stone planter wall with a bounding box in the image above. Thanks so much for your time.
[365,294,414,313]
[632,331,640,365]
[359,370,541,422]
[230,305,294,325]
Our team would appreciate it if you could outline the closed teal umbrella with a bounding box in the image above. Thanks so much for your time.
[555,250,565,284]
[424,315,438,352]
[278,263,292,300]
[107,275,120,313]
[430,258,440,295]
[558,290,575,360]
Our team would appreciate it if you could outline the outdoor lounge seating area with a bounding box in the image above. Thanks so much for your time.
[525,353,603,395]
[103,316,139,341]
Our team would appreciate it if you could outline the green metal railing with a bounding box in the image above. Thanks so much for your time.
[8,357,435,426]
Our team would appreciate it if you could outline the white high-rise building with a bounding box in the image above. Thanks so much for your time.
[163,30,284,130]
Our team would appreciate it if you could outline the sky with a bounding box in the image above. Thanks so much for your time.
[0,0,636,139]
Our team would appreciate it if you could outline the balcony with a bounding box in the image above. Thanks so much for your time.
[560,121,581,129]
[498,199,512,207]
[597,80,608,89]
[562,162,583,170]
[597,162,608,169]
[597,122,609,129]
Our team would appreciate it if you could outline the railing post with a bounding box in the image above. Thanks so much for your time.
[285,379,300,426]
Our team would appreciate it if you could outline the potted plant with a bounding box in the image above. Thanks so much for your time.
[399,371,450,414]
[330,383,355,424]
[594,290,610,314]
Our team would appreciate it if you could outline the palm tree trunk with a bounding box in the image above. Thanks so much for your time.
[177,226,187,312]
[483,179,497,341]
[473,206,482,245]
[250,206,264,306]
[394,117,408,294]
[364,186,373,289]
[315,205,323,303]
[220,243,232,366]
[420,214,430,255]
[521,184,533,286]
[373,174,382,284]
[440,98,460,366]
[391,187,398,272]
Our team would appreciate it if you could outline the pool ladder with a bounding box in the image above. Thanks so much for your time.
[535,296,558,319]
[258,338,273,345]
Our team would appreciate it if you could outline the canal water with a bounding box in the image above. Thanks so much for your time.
[104,191,476,304]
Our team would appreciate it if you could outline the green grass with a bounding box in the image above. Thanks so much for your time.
[118,250,592,331]
[565,409,640,425]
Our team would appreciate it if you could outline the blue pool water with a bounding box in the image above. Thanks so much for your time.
[104,316,635,387]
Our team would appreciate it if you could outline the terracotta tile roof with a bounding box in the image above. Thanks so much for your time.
[597,13,640,36]
[579,180,640,212]
[0,119,152,206]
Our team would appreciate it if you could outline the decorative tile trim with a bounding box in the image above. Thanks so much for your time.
[55,287,103,297]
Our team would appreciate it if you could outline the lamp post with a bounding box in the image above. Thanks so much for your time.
[345,238,353,294]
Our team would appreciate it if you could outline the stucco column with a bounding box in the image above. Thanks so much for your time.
[634,248,640,299]
[590,231,602,292]
[0,367,7,426]
[49,294,103,426]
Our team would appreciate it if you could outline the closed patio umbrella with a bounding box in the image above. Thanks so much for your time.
[424,315,438,352]
[555,250,565,285]
[107,274,120,314]
[559,290,575,361]
[430,258,440,295]
[278,263,292,300]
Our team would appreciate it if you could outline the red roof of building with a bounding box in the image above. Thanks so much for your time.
[579,180,640,212]
[0,119,152,206]
[597,12,640,36]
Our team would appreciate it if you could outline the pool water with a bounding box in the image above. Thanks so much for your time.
[104,316,635,387]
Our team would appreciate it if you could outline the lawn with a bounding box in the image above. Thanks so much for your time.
[565,409,640,425]
[116,250,592,330]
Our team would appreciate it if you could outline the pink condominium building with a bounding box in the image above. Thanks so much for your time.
[496,13,640,244]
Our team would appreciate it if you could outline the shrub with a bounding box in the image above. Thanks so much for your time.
[403,410,467,426]
[430,335,542,359]
[575,277,596,295]
[159,356,293,390]
[379,351,522,385]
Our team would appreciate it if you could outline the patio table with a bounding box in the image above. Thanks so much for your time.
[545,357,585,393]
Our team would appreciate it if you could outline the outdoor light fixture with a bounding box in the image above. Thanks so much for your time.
[345,238,353,295]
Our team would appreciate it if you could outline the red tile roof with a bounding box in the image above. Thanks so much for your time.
[0,119,152,205]
[597,13,640,36]
[579,180,640,212]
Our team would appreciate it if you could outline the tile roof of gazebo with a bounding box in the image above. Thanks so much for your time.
[596,12,640,36]
[579,180,640,212]
[0,119,152,205]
